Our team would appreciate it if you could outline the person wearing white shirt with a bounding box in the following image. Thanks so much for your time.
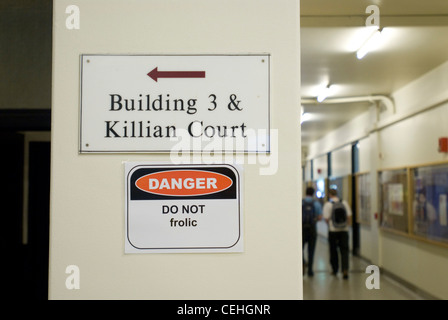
[323,188,352,279]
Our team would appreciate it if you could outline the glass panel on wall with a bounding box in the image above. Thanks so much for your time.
[412,163,448,243]
[356,173,371,226]
[378,169,409,233]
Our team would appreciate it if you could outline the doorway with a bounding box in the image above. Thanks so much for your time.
[0,132,50,299]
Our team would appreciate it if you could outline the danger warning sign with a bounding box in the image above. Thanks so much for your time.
[125,163,243,253]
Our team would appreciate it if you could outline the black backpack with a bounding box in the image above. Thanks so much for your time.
[331,200,348,228]
[302,200,315,228]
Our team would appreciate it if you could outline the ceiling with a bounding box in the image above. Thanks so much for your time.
[300,0,448,147]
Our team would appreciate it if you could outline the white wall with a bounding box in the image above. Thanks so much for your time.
[377,60,448,168]
[331,145,351,178]
[378,103,448,168]
[382,232,448,299]
[49,0,301,299]
[313,154,328,180]
[357,137,371,173]
[307,110,371,160]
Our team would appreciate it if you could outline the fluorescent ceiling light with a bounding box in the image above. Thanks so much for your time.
[301,112,311,124]
[317,84,334,102]
[357,28,383,59]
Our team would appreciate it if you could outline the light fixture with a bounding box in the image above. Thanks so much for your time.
[317,84,334,102]
[300,106,311,124]
[301,112,311,124]
[356,28,383,59]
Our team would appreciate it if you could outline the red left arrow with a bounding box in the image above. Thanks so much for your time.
[147,67,206,82]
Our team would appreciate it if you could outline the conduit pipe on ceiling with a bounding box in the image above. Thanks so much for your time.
[301,95,395,115]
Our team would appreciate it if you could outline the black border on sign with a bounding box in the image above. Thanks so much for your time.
[79,54,270,154]
[125,163,242,251]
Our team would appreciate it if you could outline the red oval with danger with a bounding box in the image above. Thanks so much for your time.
[135,170,233,196]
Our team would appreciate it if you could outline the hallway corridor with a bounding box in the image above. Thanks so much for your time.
[302,236,433,300]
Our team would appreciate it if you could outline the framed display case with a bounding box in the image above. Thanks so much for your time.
[378,168,409,234]
[356,172,371,226]
[411,162,448,244]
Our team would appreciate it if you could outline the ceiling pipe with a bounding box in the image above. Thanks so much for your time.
[301,95,395,114]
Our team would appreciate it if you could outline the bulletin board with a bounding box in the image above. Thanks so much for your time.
[378,168,409,234]
[411,162,448,244]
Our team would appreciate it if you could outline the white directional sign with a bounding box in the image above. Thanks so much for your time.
[125,163,243,253]
[80,55,270,153]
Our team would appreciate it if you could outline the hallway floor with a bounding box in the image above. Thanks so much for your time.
[302,236,431,300]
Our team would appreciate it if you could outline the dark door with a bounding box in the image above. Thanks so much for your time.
[0,133,25,298]
[27,141,51,299]
[0,134,50,300]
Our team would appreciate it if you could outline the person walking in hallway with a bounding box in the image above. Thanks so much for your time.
[323,188,352,279]
[302,187,322,277]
